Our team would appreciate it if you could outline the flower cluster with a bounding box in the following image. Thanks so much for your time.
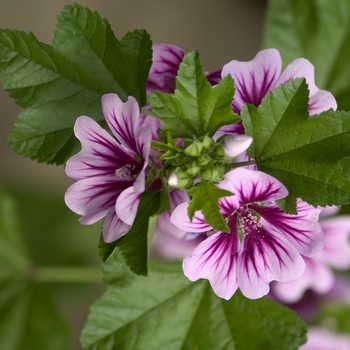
[65,46,341,301]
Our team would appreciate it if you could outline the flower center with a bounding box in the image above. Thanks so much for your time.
[115,164,137,181]
[234,204,262,239]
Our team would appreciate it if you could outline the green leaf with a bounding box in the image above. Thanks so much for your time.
[242,78,350,210]
[263,0,350,110]
[150,51,239,139]
[2,4,152,164]
[115,189,161,276]
[81,253,307,350]
[187,182,232,233]
[0,189,70,350]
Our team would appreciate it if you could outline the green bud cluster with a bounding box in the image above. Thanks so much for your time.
[154,134,235,190]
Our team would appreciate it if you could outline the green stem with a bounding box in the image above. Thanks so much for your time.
[229,160,256,169]
[31,267,103,283]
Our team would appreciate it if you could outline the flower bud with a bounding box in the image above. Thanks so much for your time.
[201,166,225,183]
[169,168,193,189]
[184,142,204,157]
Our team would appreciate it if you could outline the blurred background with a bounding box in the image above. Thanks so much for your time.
[0,0,266,348]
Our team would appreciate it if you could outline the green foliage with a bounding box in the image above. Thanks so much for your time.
[150,51,240,139]
[1,4,152,164]
[99,189,161,276]
[188,183,232,232]
[263,0,350,110]
[81,253,307,350]
[0,189,70,350]
[242,78,350,211]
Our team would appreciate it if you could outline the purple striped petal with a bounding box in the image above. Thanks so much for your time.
[102,208,131,243]
[218,168,288,207]
[66,116,140,181]
[171,202,213,233]
[254,201,323,257]
[222,49,282,113]
[115,187,140,226]
[133,126,151,193]
[206,68,222,85]
[102,94,142,155]
[65,174,130,225]
[237,227,305,299]
[277,58,337,115]
[147,44,185,94]
[183,231,240,300]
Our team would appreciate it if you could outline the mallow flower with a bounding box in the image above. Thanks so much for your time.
[272,206,350,303]
[216,48,337,137]
[300,328,350,350]
[65,93,152,243]
[171,168,323,300]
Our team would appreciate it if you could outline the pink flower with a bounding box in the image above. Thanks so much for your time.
[216,48,337,138]
[171,168,323,300]
[65,94,152,243]
[272,207,350,303]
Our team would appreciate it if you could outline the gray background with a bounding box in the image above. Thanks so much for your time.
[0,0,266,194]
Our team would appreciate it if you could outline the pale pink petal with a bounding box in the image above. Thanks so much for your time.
[102,208,131,243]
[218,168,288,207]
[171,202,213,233]
[321,216,350,269]
[256,201,323,257]
[237,228,305,299]
[65,174,130,225]
[183,231,240,300]
[300,328,350,350]
[65,116,140,181]
[222,49,282,112]
[272,257,334,303]
[102,94,141,155]
[147,44,185,93]
[277,58,337,115]
[320,205,340,218]
[116,187,140,226]
[221,134,253,157]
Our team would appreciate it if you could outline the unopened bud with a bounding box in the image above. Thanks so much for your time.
[201,166,225,183]
[184,142,204,157]
[169,168,193,189]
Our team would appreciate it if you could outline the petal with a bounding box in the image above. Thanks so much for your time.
[116,187,140,226]
[102,208,131,243]
[255,201,323,257]
[300,328,350,350]
[206,68,222,86]
[147,44,185,94]
[218,168,288,206]
[139,106,163,141]
[171,202,213,233]
[222,49,281,112]
[321,216,350,269]
[183,231,240,300]
[132,126,151,193]
[237,227,305,299]
[277,58,337,115]
[65,174,130,225]
[65,116,139,181]
[221,134,253,157]
[102,93,141,155]
[272,257,334,303]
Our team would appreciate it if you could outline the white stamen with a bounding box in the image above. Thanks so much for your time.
[115,164,137,180]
